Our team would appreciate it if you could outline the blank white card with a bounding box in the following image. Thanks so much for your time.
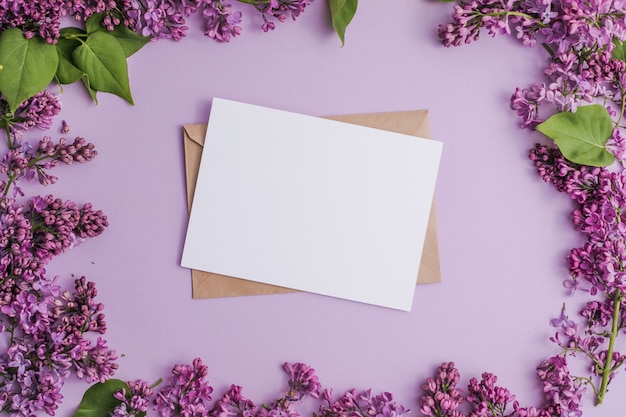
[181,98,443,311]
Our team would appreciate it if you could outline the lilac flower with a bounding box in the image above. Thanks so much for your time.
[0,133,99,197]
[439,0,626,136]
[466,372,516,417]
[550,304,577,337]
[419,362,463,417]
[202,0,243,42]
[121,0,192,40]
[511,84,546,129]
[4,91,62,138]
[112,379,156,416]
[1,0,309,46]
[22,195,108,261]
[254,0,311,32]
[0,273,116,415]
[210,384,258,417]
[0,24,112,417]
[0,0,62,42]
[580,300,614,330]
[536,356,584,417]
[283,362,321,400]
[319,387,409,417]
[154,357,213,417]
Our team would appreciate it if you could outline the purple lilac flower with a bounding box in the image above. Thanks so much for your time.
[112,379,156,416]
[0,198,33,280]
[154,357,214,417]
[318,387,409,417]
[258,402,300,417]
[4,91,62,139]
[439,0,626,132]
[25,195,107,262]
[38,136,98,165]
[0,33,110,417]
[210,384,259,417]
[465,372,516,417]
[527,142,626,402]
[550,304,577,337]
[1,0,310,46]
[0,0,62,42]
[511,84,546,129]
[0,133,99,196]
[254,0,311,32]
[28,195,82,261]
[607,129,626,166]
[202,0,242,42]
[536,356,584,417]
[120,0,200,41]
[580,300,613,329]
[419,362,464,417]
[62,0,119,23]
[283,362,321,400]
[0,274,117,416]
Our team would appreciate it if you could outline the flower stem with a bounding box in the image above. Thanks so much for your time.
[596,290,622,405]
[150,378,163,389]
[3,174,16,196]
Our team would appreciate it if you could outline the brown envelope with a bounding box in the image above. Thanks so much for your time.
[183,110,441,299]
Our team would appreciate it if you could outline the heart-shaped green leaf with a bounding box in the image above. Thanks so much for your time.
[73,31,134,105]
[536,104,615,167]
[56,28,86,85]
[329,0,357,47]
[73,379,129,417]
[0,28,59,114]
[86,13,151,57]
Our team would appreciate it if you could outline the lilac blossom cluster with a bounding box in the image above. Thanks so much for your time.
[438,0,626,128]
[0,271,117,416]
[0,84,114,415]
[437,0,626,409]
[317,387,408,417]
[0,0,311,44]
[418,362,583,417]
[107,361,322,417]
[1,91,98,198]
[530,144,626,404]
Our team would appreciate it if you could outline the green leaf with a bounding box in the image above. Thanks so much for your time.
[73,379,128,417]
[612,37,626,62]
[536,104,615,167]
[86,13,151,57]
[328,0,357,47]
[73,31,134,105]
[56,28,86,85]
[109,25,151,57]
[0,28,59,114]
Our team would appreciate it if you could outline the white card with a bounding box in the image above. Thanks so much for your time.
[181,98,443,311]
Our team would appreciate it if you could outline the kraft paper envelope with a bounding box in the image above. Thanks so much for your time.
[183,109,441,299]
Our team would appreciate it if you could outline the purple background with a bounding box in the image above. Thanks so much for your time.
[33,0,625,415]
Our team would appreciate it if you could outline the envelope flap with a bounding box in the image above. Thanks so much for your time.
[183,124,207,146]
[183,124,207,212]
[325,110,429,137]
